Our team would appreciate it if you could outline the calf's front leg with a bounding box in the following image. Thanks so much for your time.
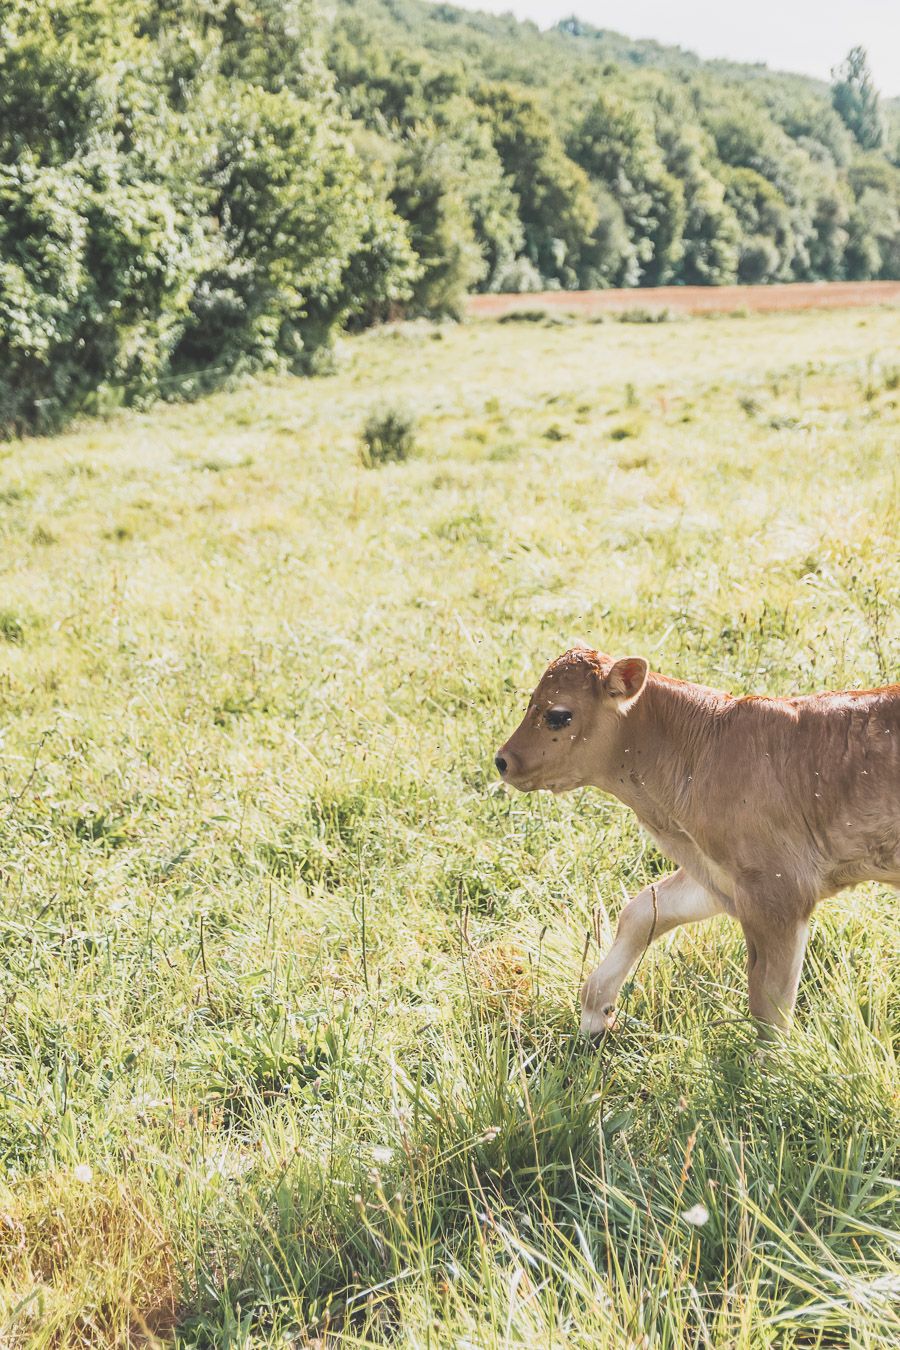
[580,868,723,1036]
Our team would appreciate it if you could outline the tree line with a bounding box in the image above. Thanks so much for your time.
[1,0,898,434]
[331,0,899,308]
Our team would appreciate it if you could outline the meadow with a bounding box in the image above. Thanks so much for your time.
[0,305,898,1345]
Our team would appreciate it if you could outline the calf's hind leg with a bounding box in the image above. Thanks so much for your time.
[580,868,723,1036]
[742,917,809,1037]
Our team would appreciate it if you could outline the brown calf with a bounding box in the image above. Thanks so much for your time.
[495,646,900,1037]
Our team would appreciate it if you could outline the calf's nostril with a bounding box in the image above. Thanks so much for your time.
[494,753,508,776]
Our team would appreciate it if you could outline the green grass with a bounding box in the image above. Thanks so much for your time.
[0,307,898,1345]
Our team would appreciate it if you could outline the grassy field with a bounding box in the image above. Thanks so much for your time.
[0,305,899,1346]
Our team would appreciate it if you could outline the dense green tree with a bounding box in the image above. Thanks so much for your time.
[173,85,415,375]
[653,100,740,284]
[328,24,524,293]
[722,167,794,281]
[768,94,853,168]
[475,84,598,287]
[172,0,417,372]
[383,128,484,315]
[568,92,685,284]
[678,173,741,284]
[847,153,900,206]
[0,152,201,432]
[831,47,884,151]
[845,155,900,278]
[807,186,851,278]
[577,187,638,288]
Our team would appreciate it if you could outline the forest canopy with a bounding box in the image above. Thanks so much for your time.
[1,0,898,433]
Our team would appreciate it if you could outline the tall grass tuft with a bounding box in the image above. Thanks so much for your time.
[360,404,418,466]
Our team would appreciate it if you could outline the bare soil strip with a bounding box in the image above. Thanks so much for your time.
[467,279,900,318]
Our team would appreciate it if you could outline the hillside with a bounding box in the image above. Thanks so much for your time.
[335,1,900,113]
[334,0,832,91]
[328,0,900,302]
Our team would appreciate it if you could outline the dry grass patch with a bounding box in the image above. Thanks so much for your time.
[0,1173,177,1347]
[467,939,534,1019]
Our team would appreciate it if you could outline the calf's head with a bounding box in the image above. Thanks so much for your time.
[495,646,649,793]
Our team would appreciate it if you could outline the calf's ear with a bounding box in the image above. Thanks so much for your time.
[606,656,649,707]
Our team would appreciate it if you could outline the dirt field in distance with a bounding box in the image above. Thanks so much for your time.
[468,278,900,318]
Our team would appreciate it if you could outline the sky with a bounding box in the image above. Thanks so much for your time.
[444,1,900,97]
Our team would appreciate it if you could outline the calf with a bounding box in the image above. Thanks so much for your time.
[495,646,900,1037]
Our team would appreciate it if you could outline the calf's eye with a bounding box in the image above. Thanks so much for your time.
[545,708,573,730]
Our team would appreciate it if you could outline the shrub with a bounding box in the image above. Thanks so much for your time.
[0,609,24,643]
[490,255,545,293]
[497,307,550,323]
[172,87,416,383]
[360,405,418,466]
[616,307,672,324]
[0,152,201,435]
